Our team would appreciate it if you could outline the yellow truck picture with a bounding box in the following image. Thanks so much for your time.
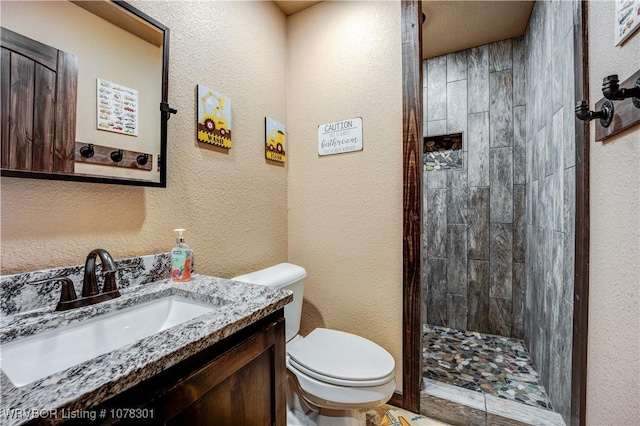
[265,117,286,163]
[197,85,232,149]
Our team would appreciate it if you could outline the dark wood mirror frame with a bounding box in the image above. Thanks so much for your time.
[1,0,171,188]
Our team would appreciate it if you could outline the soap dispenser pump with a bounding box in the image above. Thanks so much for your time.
[171,228,194,282]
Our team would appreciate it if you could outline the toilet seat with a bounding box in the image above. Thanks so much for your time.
[287,328,395,388]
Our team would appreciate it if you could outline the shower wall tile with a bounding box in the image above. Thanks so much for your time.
[551,108,564,178]
[541,2,552,71]
[525,181,538,225]
[489,297,512,336]
[489,39,513,72]
[562,35,576,169]
[427,119,447,137]
[423,87,429,136]
[544,117,554,177]
[447,79,468,135]
[557,298,573,362]
[552,231,564,295]
[423,60,428,87]
[513,106,526,185]
[427,169,447,189]
[468,45,489,114]
[512,262,525,338]
[423,175,430,230]
[530,117,538,182]
[426,188,447,259]
[447,50,467,82]
[551,36,564,114]
[427,56,447,122]
[490,147,514,223]
[490,223,513,299]
[513,37,526,107]
[467,112,490,187]
[468,187,490,260]
[447,225,468,294]
[556,359,572,424]
[426,258,448,326]
[422,264,429,324]
[543,226,553,286]
[447,294,468,330]
[536,126,546,183]
[490,71,514,147]
[552,168,564,233]
[513,185,526,263]
[468,260,490,332]
[563,167,575,302]
[447,157,468,224]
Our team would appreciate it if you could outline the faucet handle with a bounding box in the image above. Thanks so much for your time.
[28,277,78,310]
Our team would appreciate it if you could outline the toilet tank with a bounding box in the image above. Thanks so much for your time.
[232,263,306,342]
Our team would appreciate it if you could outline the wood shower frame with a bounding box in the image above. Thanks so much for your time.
[397,1,590,424]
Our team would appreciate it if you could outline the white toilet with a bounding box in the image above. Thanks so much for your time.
[232,263,396,426]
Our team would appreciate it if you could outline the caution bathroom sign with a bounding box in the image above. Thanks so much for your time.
[317,117,363,156]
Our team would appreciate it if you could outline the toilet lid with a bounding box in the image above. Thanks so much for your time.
[287,328,395,386]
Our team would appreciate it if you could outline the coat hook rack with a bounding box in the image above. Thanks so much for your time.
[75,142,153,171]
[575,100,614,127]
[602,74,640,108]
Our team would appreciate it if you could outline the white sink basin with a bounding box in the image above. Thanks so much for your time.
[0,296,217,387]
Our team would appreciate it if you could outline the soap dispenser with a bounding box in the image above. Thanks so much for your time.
[171,228,194,282]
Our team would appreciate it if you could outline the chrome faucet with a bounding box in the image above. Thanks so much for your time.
[28,249,122,311]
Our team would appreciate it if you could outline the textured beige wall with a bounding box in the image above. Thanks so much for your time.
[1,1,288,277]
[587,1,640,423]
[286,1,404,388]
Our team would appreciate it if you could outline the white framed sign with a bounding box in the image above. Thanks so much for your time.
[318,117,363,156]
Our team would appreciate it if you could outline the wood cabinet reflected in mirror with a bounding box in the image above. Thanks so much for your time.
[0,0,172,187]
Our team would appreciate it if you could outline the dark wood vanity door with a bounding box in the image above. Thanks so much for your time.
[161,316,286,426]
[0,27,78,173]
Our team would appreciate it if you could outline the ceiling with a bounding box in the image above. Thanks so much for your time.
[273,0,534,60]
[421,1,534,59]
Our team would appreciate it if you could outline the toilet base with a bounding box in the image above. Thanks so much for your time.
[317,408,365,425]
[286,372,380,426]
[287,405,365,426]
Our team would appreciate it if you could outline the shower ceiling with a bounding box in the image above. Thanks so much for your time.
[273,0,534,60]
[421,1,534,59]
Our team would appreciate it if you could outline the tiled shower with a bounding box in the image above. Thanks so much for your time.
[421,0,577,423]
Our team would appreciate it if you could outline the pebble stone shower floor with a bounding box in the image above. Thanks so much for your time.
[423,324,553,410]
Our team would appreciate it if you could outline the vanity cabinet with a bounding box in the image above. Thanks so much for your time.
[91,310,286,426]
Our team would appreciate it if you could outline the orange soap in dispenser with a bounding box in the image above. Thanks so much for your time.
[171,228,194,282]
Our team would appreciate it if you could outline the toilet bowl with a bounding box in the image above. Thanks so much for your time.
[232,263,396,426]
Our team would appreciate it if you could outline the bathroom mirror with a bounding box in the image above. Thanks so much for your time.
[0,0,172,187]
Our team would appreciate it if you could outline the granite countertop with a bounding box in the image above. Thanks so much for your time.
[0,275,292,425]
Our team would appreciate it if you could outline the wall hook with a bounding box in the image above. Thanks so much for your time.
[110,149,123,163]
[136,153,149,166]
[575,100,614,127]
[79,144,94,158]
[602,75,640,108]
